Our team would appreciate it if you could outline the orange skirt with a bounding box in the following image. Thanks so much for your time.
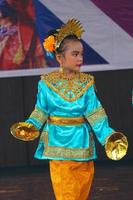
[49,160,94,200]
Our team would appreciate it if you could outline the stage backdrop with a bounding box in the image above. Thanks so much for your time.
[0,0,133,77]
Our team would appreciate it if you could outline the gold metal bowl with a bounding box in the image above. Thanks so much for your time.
[10,122,39,141]
[105,132,128,160]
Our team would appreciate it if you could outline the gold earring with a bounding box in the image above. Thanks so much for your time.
[59,66,64,72]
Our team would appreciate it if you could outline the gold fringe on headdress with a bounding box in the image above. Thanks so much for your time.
[55,18,84,49]
[43,18,84,53]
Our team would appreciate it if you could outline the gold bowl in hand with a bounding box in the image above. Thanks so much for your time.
[10,122,39,141]
[105,132,128,160]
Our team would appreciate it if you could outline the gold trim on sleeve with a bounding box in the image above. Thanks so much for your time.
[86,106,106,126]
[29,107,48,125]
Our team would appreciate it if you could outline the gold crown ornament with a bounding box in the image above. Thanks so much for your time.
[55,18,84,49]
[43,18,84,53]
[10,122,39,141]
[105,132,128,160]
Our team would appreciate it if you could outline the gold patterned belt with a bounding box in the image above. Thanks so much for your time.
[47,116,85,126]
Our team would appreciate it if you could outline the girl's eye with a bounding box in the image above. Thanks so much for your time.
[72,52,83,57]
[73,53,78,56]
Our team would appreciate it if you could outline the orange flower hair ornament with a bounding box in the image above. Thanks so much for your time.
[43,18,84,57]
[43,35,55,53]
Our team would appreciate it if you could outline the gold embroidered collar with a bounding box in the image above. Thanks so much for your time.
[41,70,94,102]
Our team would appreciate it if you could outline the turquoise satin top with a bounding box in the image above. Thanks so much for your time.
[26,71,115,161]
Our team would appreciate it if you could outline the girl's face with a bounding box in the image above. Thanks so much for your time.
[57,40,83,73]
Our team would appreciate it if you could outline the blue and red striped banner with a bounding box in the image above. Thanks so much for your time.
[0,0,133,77]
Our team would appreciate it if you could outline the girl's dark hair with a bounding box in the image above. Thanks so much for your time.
[47,29,58,37]
[56,34,80,54]
[47,29,80,54]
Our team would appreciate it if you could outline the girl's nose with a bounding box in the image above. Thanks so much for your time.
[78,55,83,62]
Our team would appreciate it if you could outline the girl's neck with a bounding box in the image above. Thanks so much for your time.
[60,67,79,76]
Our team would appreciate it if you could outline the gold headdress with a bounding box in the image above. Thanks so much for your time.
[43,18,84,53]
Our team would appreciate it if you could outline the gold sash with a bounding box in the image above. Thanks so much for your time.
[48,116,85,126]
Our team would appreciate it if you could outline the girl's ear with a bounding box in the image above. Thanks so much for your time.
[56,54,62,65]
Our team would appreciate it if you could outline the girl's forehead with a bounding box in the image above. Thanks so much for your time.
[65,41,83,51]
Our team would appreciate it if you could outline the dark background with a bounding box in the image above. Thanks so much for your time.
[0,69,132,167]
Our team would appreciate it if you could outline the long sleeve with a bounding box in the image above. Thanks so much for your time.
[84,84,115,146]
[26,80,48,130]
